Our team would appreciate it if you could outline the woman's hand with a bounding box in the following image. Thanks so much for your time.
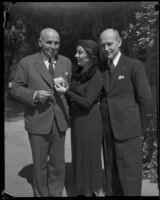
[55,83,68,93]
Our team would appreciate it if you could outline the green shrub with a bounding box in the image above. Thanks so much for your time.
[142,107,158,183]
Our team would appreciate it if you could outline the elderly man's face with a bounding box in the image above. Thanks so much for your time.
[100,30,121,61]
[39,30,60,58]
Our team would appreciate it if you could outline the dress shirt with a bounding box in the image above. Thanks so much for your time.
[33,53,56,103]
[108,51,121,67]
[41,53,56,70]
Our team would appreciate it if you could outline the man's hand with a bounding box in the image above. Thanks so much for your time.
[34,90,52,103]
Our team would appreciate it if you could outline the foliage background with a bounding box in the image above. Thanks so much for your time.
[4,2,159,184]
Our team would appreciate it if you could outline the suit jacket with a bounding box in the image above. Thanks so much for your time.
[11,52,72,134]
[100,54,152,140]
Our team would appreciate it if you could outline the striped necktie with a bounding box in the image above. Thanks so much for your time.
[48,58,54,78]
[108,61,115,75]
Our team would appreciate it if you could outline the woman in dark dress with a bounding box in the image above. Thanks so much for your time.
[55,40,103,196]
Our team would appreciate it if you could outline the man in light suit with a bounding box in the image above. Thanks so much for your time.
[10,28,72,197]
[99,28,152,196]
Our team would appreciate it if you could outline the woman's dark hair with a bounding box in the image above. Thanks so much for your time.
[76,39,100,65]
[71,40,100,85]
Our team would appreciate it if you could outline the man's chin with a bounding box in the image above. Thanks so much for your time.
[106,55,112,60]
[103,54,112,60]
[47,53,56,58]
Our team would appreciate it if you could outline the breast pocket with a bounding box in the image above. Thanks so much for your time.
[63,71,71,83]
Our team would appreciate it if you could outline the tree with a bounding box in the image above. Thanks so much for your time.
[4,12,26,90]
[121,2,159,183]
[121,2,158,52]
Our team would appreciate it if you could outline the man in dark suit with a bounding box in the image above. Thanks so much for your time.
[10,28,72,197]
[99,28,152,196]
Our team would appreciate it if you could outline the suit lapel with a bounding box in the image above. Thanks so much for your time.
[103,69,110,93]
[101,61,110,94]
[108,55,124,93]
[34,53,53,87]
[54,55,63,78]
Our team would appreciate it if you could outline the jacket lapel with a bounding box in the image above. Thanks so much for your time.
[103,69,110,93]
[54,55,63,78]
[101,61,110,94]
[108,55,124,93]
[34,53,53,87]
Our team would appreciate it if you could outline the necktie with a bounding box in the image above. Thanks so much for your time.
[48,58,54,78]
[108,61,115,75]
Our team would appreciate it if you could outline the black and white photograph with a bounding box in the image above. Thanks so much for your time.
[3,2,159,197]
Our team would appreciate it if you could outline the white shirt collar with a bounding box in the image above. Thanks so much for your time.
[41,52,56,63]
[41,52,56,70]
[113,51,121,67]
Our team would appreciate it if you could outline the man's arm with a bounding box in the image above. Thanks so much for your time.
[10,59,36,106]
[132,59,152,127]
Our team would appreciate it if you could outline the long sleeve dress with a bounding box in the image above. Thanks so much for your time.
[65,65,103,192]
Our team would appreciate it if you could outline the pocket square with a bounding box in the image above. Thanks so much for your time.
[118,75,125,80]
[65,72,69,76]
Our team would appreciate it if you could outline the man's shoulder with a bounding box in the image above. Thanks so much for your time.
[20,52,40,63]
[121,54,142,65]
[99,60,107,73]
[58,54,71,63]
[94,69,103,81]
